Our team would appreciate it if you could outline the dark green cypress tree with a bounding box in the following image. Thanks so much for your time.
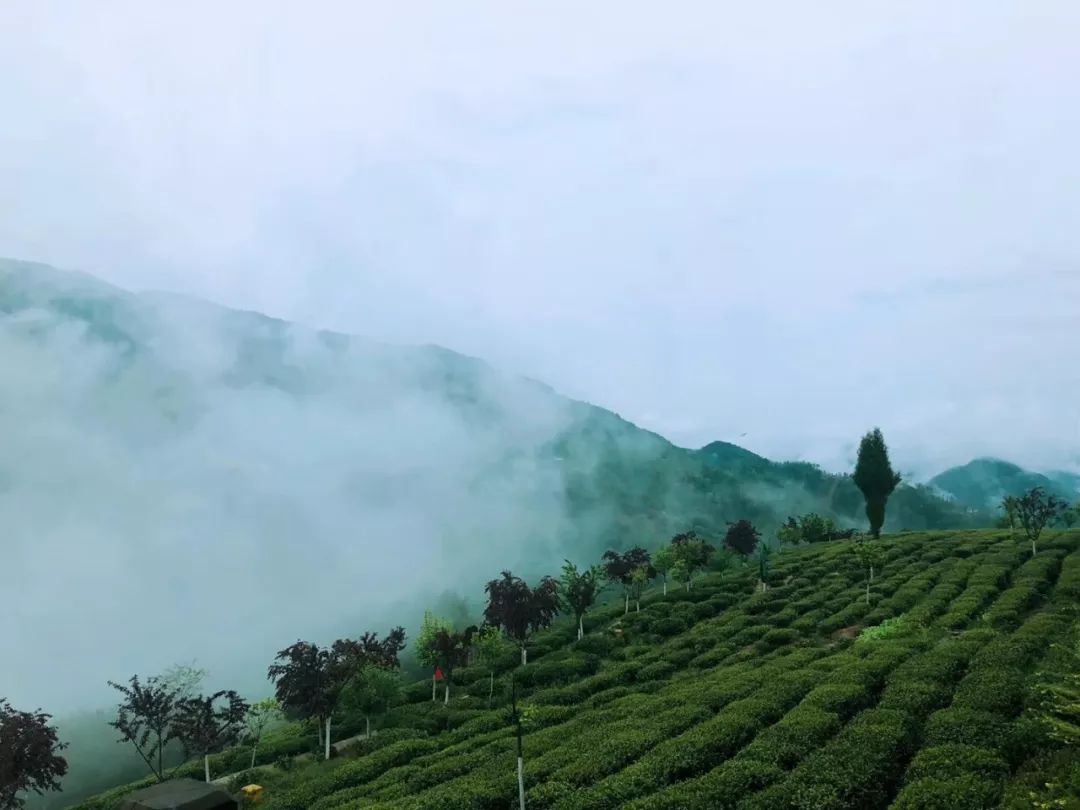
[852,428,901,538]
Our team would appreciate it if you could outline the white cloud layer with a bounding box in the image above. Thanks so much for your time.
[2,3,1078,470]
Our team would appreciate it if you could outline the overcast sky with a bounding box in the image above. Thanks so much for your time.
[2,1,1079,476]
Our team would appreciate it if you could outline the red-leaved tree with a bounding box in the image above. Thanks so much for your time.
[267,627,405,760]
[483,571,559,666]
[1,699,68,810]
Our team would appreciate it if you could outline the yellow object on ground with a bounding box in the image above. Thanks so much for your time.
[240,785,263,802]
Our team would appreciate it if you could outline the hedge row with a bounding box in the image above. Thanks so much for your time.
[982,552,1063,630]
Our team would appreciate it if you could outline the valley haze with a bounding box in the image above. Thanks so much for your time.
[1,258,1075,720]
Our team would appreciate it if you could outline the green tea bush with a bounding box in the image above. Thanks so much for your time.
[620,758,785,810]
[891,775,1003,809]
[1053,552,1080,599]
[554,698,790,810]
[857,615,914,642]
[951,667,1026,717]
[267,738,441,810]
[749,709,918,810]
[923,708,1010,750]
[546,704,711,787]
[651,617,691,637]
[878,679,952,716]
[758,628,800,650]
[904,743,1009,782]
[574,633,620,656]
[736,705,841,768]
[636,660,677,681]
[800,682,873,718]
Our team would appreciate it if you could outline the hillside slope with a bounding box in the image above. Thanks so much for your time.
[0,257,982,594]
[930,457,1079,510]
[71,529,1080,810]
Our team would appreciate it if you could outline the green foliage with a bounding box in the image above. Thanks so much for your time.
[952,667,1026,717]
[652,546,676,588]
[879,679,952,716]
[70,530,1080,810]
[852,427,902,537]
[669,532,716,590]
[415,611,454,671]
[1033,630,1080,746]
[892,775,1004,809]
[857,615,913,642]
[1017,486,1068,554]
[340,666,402,723]
[560,560,605,631]
[905,744,1010,783]
[924,708,1012,750]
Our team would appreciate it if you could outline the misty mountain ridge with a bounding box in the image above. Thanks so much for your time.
[1,257,983,715]
[929,456,1080,510]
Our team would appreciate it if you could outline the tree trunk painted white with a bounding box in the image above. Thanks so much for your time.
[663,579,667,596]
[577,615,584,640]
[517,756,526,810]
[521,646,528,666]
[432,673,437,702]
[250,740,258,769]
[366,716,371,739]
[444,682,450,705]
[865,581,870,604]
[1032,540,1037,557]
[204,754,210,783]
[624,593,629,614]
[324,716,332,760]
[686,579,691,592]
[636,600,640,612]
[870,564,875,582]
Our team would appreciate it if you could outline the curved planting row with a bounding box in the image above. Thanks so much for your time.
[241,532,1080,810]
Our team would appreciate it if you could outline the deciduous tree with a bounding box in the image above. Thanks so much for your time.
[652,546,676,596]
[601,548,651,613]
[416,611,454,702]
[107,675,179,782]
[340,666,402,739]
[559,560,604,639]
[1017,486,1066,556]
[852,428,902,538]
[471,625,510,706]
[670,532,715,590]
[0,700,68,810]
[999,495,1020,539]
[628,565,653,611]
[173,691,248,783]
[723,520,760,557]
[483,571,559,666]
[432,627,475,704]
[242,698,281,770]
[776,517,802,548]
[851,539,885,604]
[267,627,405,760]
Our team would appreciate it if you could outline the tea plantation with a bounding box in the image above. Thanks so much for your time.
[74,529,1080,809]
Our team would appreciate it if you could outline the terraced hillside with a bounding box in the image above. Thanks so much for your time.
[74,530,1080,810]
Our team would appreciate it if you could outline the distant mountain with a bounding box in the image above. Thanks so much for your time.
[929,457,1080,510]
[695,440,771,472]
